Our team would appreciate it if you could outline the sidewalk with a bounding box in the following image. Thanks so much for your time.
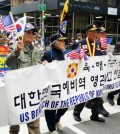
[0,101,120,134]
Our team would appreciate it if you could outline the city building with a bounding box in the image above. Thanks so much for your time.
[9,0,120,43]
[0,0,10,15]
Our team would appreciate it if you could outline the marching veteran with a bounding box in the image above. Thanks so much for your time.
[42,33,68,134]
[6,23,41,134]
[73,24,105,123]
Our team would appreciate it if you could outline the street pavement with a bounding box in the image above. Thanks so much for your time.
[0,93,120,134]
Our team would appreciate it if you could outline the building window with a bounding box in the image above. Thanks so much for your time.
[108,0,116,6]
[11,0,37,6]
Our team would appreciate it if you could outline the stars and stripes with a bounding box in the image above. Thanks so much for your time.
[0,19,4,30]
[0,15,16,32]
[100,37,112,49]
[67,48,87,60]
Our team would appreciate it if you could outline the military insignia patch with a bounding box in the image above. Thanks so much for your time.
[82,45,88,49]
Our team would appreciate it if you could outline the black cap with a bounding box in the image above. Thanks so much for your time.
[86,24,98,31]
[24,23,37,32]
[99,26,107,33]
[50,33,67,43]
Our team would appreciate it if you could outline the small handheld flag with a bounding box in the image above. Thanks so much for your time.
[100,37,112,49]
[107,38,112,45]
[66,48,88,60]
[1,15,16,32]
[0,19,4,30]
[15,16,26,37]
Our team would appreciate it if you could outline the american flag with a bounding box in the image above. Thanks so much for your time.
[0,15,16,32]
[0,19,4,30]
[100,37,112,49]
[67,48,87,60]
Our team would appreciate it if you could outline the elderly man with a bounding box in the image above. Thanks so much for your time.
[42,33,68,134]
[89,26,110,117]
[75,33,83,43]
[6,23,41,134]
[73,24,105,122]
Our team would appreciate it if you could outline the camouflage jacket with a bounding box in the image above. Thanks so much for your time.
[6,44,41,70]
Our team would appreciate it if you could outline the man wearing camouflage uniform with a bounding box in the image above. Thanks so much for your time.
[6,23,41,134]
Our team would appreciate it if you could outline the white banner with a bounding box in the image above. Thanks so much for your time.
[1,55,120,126]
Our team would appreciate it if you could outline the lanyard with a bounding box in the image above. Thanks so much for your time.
[86,37,96,56]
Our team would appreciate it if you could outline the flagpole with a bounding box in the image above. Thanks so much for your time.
[9,12,20,41]
[42,0,45,48]
[24,13,26,16]
[21,12,26,41]
[72,12,75,38]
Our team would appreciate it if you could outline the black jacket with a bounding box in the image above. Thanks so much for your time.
[42,47,64,62]
[113,43,120,55]
[76,38,103,56]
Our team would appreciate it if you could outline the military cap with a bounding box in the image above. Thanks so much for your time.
[86,24,99,31]
[50,33,67,43]
[99,26,107,32]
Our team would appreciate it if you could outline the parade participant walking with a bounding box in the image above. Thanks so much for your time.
[42,33,68,134]
[0,31,9,46]
[73,24,105,122]
[88,26,110,117]
[97,26,110,54]
[6,23,41,134]
[72,33,83,50]
[97,26,107,41]
[75,33,83,43]
[106,41,120,106]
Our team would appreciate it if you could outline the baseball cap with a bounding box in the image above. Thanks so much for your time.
[86,24,99,31]
[24,23,37,32]
[50,33,67,43]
